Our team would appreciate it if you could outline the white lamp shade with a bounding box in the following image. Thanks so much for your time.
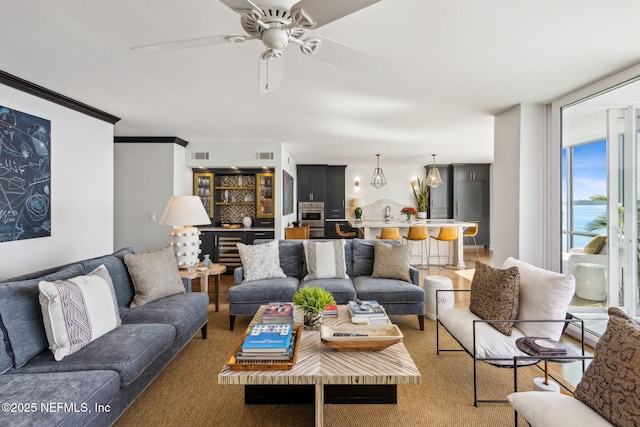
[159,195,211,226]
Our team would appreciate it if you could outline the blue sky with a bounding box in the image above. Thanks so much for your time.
[562,139,607,201]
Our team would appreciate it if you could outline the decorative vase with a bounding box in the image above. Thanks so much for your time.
[242,216,252,228]
[303,311,323,330]
[354,207,362,219]
[405,214,412,222]
[202,254,212,268]
[418,211,427,219]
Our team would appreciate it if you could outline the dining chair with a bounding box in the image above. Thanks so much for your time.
[463,222,480,260]
[377,227,400,240]
[430,227,458,268]
[335,223,357,238]
[402,226,428,267]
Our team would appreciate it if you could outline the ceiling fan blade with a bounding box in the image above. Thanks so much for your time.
[292,0,382,29]
[219,0,262,15]
[132,35,242,53]
[301,36,391,78]
[259,54,284,93]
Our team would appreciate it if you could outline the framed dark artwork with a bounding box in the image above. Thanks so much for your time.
[0,105,51,242]
[283,170,294,215]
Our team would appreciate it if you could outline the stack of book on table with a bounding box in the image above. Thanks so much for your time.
[236,324,296,362]
[262,302,295,324]
[348,300,389,325]
[520,337,567,356]
[323,302,338,317]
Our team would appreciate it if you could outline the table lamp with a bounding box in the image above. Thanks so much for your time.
[159,195,211,269]
[351,198,363,220]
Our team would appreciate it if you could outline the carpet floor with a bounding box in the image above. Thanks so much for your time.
[114,304,566,427]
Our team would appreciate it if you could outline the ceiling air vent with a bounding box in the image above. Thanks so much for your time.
[191,152,210,160]
[255,152,274,160]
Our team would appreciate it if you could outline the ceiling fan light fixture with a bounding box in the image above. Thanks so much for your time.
[426,154,443,188]
[370,154,387,189]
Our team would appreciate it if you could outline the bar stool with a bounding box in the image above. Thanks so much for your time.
[402,225,428,267]
[463,222,480,260]
[377,227,400,240]
[430,227,458,268]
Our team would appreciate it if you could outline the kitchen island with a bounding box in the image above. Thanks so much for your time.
[348,219,474,269]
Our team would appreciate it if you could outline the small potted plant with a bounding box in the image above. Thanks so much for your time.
[411,178,429,218]
[292,286,335,330]
[401,206,417,222]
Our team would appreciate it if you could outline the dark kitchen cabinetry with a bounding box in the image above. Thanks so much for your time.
[427,164,452,219]
[297,165,327,202]
[452,164,490,247]
[325,166,346,219]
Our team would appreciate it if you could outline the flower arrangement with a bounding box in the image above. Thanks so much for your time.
[401,206,417,222]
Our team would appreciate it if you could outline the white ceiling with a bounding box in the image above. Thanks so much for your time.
[3,0,640,166]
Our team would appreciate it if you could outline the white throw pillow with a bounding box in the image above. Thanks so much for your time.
[237,240,286,282]
[39,265,121,361]
[303,240,349,280]
[508,392,612,427]
[502,257,575,340]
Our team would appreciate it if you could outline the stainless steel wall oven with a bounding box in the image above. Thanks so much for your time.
[298,202,324,238]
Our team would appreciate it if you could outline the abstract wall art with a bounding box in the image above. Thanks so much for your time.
[0,105,51,242]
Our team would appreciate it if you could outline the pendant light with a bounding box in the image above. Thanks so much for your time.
[370,154,387,189]
[426,154,443,188]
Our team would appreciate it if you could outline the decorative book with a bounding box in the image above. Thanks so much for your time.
[323,302,339,317]
[241,324,293,353]
[348,300,385,317]
[521,337,567,355]
[262,302,295,324]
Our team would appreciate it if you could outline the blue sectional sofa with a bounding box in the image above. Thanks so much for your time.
[229,239,425,330]
[0,248,209,427]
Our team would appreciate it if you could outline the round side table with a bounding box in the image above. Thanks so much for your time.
[424,275,454,320]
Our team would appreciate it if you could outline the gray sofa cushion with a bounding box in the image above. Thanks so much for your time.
[120,292,209,339]
[353,276,425,304]
[0,370,120,427]
[0,329,12,374]
[81,247,135,308]
[17,323,175,386]
[0,263,86,369]
[299,278,357,304]
[229,277,299,304]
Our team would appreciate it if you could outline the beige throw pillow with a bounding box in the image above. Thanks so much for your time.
[469,261,520,336]
[573,307,640,427]
[124,246,186,308]
[371,241,412,283]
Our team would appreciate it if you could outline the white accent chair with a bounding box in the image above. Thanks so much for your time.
[436,257,584,406]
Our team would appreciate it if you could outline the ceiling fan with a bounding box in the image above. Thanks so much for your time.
[132,0,391,93]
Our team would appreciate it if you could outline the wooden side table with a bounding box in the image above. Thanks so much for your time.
[179,264,227,311]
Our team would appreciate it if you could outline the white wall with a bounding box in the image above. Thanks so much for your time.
[345,163,426,220]
[279,145,297,238]
[0,84,114,279]
[114,143,192,253]
[492,104,546,268]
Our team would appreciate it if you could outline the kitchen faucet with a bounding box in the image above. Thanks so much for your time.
[384,205,391,222]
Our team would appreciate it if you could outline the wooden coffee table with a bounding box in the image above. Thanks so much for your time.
[218,306,421,427]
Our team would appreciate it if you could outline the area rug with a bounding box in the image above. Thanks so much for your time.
[114,304,568,427]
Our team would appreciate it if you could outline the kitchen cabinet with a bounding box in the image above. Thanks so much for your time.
[193,172,214,218]
[256,172,274,219]
[297,165,327,202]
[452,164,490,247]
[325,165,346,219]
[427,165,452,219]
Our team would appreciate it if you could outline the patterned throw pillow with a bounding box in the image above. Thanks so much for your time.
[39,265,121,361]
[124,246,186,308]
[303,240,349,280]
[469,261,520,336]
[573,307,640,427]
[237,240,286,282]
[370,241,412,283]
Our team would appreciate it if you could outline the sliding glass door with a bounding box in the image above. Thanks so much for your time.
[561,99,640,336]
